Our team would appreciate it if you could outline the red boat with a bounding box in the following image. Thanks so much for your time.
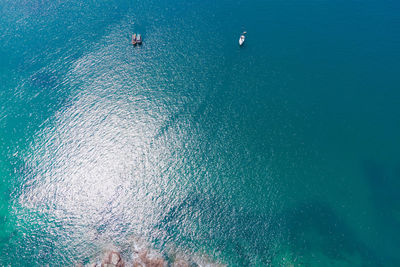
[132,34,137,45]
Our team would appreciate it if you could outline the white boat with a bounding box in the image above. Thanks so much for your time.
[239,31,246,46]
[137,34,142,45]
[132,34,137,45]
[239,35,245,46]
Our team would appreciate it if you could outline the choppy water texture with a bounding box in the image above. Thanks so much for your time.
[1,0,400,265]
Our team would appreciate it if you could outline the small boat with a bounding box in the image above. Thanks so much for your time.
[137,34,142,45]
[132,34,137,45]
[239,31,246,46]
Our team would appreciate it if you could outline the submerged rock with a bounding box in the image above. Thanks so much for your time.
[172,258,190,267]
[132,249,166,267]
[101,251,125,267]
[85,238,226,267]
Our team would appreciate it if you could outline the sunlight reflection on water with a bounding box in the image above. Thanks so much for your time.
[9,5,281,264]
[16,21,201,262]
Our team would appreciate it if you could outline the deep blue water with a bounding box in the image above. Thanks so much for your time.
[1,0,400,265]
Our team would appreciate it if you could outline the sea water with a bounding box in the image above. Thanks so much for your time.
[1,0,400,265]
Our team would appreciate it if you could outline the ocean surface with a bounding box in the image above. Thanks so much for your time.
[1,0,400,265]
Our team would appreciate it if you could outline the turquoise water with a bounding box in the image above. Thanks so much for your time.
[1,0,400,265]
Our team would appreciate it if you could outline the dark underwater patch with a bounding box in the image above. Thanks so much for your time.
[30,70,59,91]
[362,161,400,265]
[282,201,381,266]
[155,190,283,265]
